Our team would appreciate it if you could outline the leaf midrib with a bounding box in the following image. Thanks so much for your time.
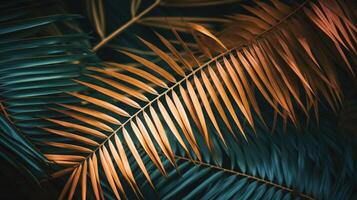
[92,0,161,51]
[80,0,311,165]
[174,155,315,200]
[84,46,237,163]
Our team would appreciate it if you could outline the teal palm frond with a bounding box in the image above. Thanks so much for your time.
[96,111,356,199]
[0,0,356,199]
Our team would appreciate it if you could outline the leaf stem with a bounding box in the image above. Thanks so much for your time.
[80,0,312,167]
[92,0,161,52]
[84,47,237,162]
[175,155,315,200]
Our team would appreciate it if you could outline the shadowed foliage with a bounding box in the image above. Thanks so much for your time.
[0,0,356,199]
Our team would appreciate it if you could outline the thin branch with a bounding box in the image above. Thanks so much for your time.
[174,155,315,200]
[92,0,161,52]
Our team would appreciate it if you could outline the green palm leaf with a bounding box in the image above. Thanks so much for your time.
[0,0,356,199]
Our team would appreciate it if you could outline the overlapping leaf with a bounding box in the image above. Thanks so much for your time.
[1,0,356,199]
[40,0,357,199]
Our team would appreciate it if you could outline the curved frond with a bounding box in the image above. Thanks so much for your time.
[1,0,356,199]
[37,0,356,198]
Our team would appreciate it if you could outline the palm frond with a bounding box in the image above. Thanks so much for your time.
[1,0,356,199]
[0,115,48,181]
[79,114,355,199]
[34,0,356,198]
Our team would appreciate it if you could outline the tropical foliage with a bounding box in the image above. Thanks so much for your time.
[0,0,356,199]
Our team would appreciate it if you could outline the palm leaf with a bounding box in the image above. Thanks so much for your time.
[0,0,356,199]
[37,0,356,198]
[89,114,356,199]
